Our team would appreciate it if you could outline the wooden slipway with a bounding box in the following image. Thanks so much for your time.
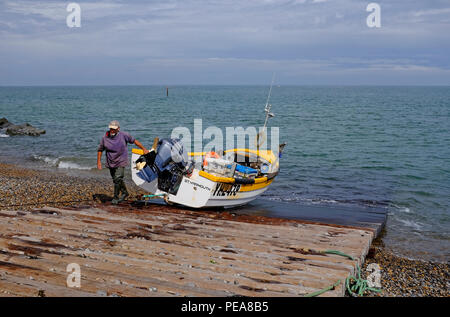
[0,203,381,297]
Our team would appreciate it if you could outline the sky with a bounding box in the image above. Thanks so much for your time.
[0,0,449,85]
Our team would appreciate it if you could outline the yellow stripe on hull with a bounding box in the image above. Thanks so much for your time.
[224,148,276,164]
[254,177,268,184]
[199,170,235,183]
[199,170,268,186]
[132,148,145,155]
[198,171,272,192]
[188,152,207,157]
[239,179,273,192]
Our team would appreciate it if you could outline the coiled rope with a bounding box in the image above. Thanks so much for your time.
[303,249,382,297]
[345,264,382,297]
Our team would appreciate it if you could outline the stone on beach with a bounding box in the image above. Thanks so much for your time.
[0,117,45,136]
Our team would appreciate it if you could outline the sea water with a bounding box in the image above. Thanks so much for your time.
[0,85,449,262]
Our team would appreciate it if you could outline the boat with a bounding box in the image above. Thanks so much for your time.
[130,83,285,208]
[131,145,283,208]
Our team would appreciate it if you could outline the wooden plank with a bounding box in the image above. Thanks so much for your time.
[0,204,376,297]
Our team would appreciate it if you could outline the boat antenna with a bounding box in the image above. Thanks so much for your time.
[263,73,276,131]
[256,73,276,152]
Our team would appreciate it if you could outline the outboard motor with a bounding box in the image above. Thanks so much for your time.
[135,138,189,195]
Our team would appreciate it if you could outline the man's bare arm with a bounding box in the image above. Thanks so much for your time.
[97,151,102,170]
[134,140,149,154]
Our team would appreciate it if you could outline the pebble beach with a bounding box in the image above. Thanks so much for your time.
[0,162,146,211]
[0,162,448,297]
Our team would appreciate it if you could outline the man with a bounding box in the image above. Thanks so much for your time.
[97,120,149,204]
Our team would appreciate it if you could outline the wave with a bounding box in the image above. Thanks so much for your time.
[398,206,411,213]
[31,155,92,170]
[398,219,424,231]
[390,203,412,214]
[264,196,338,205]
[32,155,59,166]
[58,161,92,170]
[263,193,392,209]
[0,129,9,138]
[361,165,395,171]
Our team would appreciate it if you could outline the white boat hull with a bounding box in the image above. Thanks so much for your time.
[131,152,275,209]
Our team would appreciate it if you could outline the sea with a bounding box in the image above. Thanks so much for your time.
[0,86,449,263]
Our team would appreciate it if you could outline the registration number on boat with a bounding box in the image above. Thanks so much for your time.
[212,183,241,196]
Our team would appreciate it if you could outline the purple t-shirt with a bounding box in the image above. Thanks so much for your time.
[98,131,135,168]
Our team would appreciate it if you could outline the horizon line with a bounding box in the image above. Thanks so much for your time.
[1,84,449,87]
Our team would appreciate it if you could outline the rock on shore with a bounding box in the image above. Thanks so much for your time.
[0,117,45,136]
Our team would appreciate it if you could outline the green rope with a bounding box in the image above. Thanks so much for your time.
[323,250,355,260]
[304,280,341,297]
[345,264,382,297]
[141,194,166,199]
[302,249,382,297]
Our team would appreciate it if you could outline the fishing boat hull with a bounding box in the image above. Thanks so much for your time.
[131,148,277,209]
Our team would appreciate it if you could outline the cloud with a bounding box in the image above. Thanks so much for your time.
[412,7,450,17]
[0,0,449,85]
[3,0,125,20]
[3,1,66,21]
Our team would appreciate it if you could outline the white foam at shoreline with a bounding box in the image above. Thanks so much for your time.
[58,161,91,170]
[391,203,412,213]
[0,129,9,138]
[32,155,92,170]
[398,219,424,231]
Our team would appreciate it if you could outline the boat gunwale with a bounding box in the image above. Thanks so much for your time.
[198,170,268,185]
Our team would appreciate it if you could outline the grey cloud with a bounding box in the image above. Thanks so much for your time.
[0,0,449,85]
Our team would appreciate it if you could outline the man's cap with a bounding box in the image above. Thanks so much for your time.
[108,120,120,129]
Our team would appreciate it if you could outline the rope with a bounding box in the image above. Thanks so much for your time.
[323,250,355,260]
[304,280,341,297]
[303,249,382,297]
[141,194,166,199]
[346,264,382,297]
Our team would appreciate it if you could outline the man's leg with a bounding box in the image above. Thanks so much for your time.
[109,167,121,204]
[117,167,129,202]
